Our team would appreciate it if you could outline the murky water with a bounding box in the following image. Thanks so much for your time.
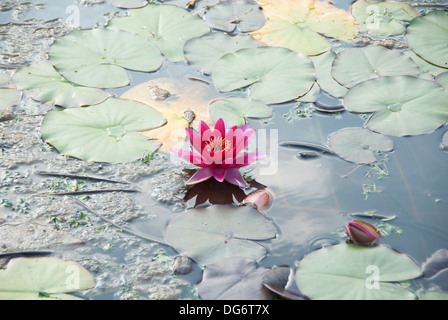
[0,0,447,299]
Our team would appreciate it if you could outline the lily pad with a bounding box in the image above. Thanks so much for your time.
[249,0,358,55]
[49,28,163,88]
[310,51,348,98]
[197,256,274,300]
[0,88,21,111]
[0,257,95,300]
[209,97,272,127]
[349,0,419,36]
[164,205,277,265]
[435,72,448,91]
[107,4,210,62]
[295,244,423,300]
[120,77,217,153]
[107,0,148,8]
[328,127,393,164]
[204,0,266,33]
[331,46,420,88]
[184,32,264,75]
[211,46,315,104]
[403,50,448,80]
[13,61,111,108]
[40,98,166,163]
[406,10,448,68]
[344,76,448,136]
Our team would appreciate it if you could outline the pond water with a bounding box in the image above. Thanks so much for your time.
[0,0,447,300]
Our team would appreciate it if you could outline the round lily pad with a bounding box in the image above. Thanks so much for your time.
[403,50,448,80]
[41,98,166,163]
[107,4,210,62]
[435,72,448,91]
[331,46,420,88]
[295,244,423,300]
[0,88,21,110]
[328,127,394,164]
[184,32,264,75]
[249,0,358,55]
[349,0,419,36]
[197,256,274,300]
[13,61,111,108]
[0,257,95,300]
[209,97,273,127]
[211,46,315,104]
[310,51,348,98]
[344,76,448,136]
[406,10,448,68]
[49,28,163,88]
[204,0,266,33]
[164,205,277,265]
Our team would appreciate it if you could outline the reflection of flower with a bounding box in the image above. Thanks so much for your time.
[171,118,266,188]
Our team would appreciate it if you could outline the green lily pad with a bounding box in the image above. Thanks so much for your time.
[328,127,394,164]
[40,98,166,163]
[0,88,21,111]
[435,72,448,91]
[406,10,448,68]
[295,244,423,300]
[310,51,348,98]
[204,0,266,33]
[164,205,277,265]
[211,46,315,104]
[344,76,448,136]
[0,72,11,86]
[184,32,264,75]
[107,4,210,62]
[0,257,95,300]
[403,50,448,80]
[49,28,163,88]
[331,46,420,88]
[197,256,274,300]
[349,0,419,36]
[13,61,111,108]
[107,0,148,8]
[209,97,273,127]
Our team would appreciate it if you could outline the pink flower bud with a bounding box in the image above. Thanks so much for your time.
[345,220,381,245]
[243,189,273,211]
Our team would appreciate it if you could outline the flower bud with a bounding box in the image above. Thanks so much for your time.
[345,220,381,245]
[242,189,273,211]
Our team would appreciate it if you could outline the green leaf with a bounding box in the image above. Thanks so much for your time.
[164,205,277,265]
[13,61,111,108]
[204,0,266,33]
[184,32,264,75]
[49,28,163,88]
[328,127,393,164]
[310,51,348,98]
[406,10,448,69]
[107,4,210,62]
[344,75,448,136]
[435,72,448,91]
[209,97,272,127]
[0,88,21,110]
[41,98,166,163]
[349,0,419,36]
[403,50,448,80]
[211,46,315,104]
[0,257,95,300]
[331,46,420,88]
[295,244,423,300]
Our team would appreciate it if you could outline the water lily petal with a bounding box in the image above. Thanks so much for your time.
[225,168,249,188]
[187,168,214,185]
[212,167,228,182]
[170,148,209,167]
[186,128,203,153]
[214,118,227,138]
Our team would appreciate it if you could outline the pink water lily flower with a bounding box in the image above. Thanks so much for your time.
[171,118,266,188]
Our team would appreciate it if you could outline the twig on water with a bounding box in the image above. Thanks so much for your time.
[35,171,130,184]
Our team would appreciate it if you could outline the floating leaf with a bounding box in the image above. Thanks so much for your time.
[120,77,217,153]
[212,46,315,104]
[295,244,422,300]
[435,72,448,91]
[0,257,95,300]
[107,0,148,8]
[331,46,420,88]
[107,4,210,62]
[164,205,277,265]
[204,0,266,33]
[197,256,274,300]
[41,98,166,163]
[310,51,348,98]
[49,28,163,88]
[349,0,419,36]
[209,97,272,127]
[406,10,448,68]
[249,0,358,55]
[184,32,264,75]
[403,50,448,80]
[328,127,393,164]
[0,89,21,111]
[13,61,111,108]
[344,76,448,136]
